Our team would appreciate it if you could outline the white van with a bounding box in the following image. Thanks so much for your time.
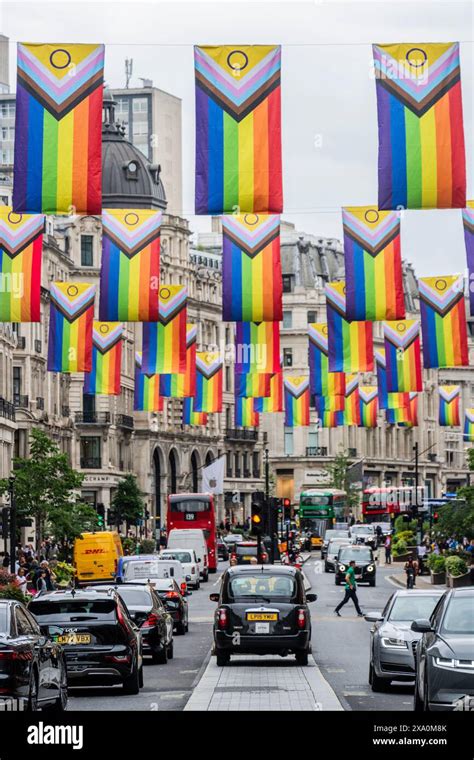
[123,557,189,595]
[167,529,209,582]
[160,548,200,589]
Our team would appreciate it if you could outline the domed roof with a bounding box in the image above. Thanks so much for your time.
[102,89,167,210]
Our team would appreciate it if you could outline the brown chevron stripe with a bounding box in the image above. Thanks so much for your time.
[198,364,222,380]
[93,333,123,355]
[18,68,103,120]
[342,223,400,256]
[385,331,419,351]
[376,66,460,117]
[50,293,95,323]
[224,226,279,257]
[159,303,186,327]
[0,228,44,258]
[420,288,464,317]
[103,227,161,258]
[195,69,280,122]
[463,218,474,235]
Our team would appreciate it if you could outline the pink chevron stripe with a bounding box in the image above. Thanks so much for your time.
[18,44,104,100]
[195,46,280,98]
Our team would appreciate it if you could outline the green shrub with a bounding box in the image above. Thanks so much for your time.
[139,539,156,555]
[392,540,407,556]
[427,554,446,573]
[395,530,415,545]
[0,584,29,604]
[53,561,75,587]
[122,537,138,555]
[445,556,468,577]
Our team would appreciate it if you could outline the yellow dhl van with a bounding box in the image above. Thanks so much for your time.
[73,532,123,584]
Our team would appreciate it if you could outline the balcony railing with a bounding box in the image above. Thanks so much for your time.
[225,428,258,442]
[14,394,29,409]
[306,446,328,457]
[80,457,102,469]
[75,412,111,424]
[116,414,134,429]
[0,398,15,421]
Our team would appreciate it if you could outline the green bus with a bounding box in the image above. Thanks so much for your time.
[299,489,348,548]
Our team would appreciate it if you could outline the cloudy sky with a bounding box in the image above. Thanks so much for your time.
[1,0,472,275]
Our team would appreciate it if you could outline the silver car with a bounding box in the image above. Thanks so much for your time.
[366,589,444,692]
[321,529,350,559]
[324,539,352,572]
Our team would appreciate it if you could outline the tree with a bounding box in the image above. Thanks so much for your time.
[0,429,96,554]
[324,448,361,516]
[110,475,145,532]
[433,449,474,542]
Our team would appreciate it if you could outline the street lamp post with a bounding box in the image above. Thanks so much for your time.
[264,448,275,564]
[413,443,423,544]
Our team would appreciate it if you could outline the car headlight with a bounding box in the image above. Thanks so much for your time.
[433,657,474,670]
[339,564,346,572]
[366,565,375,572]
[381,638,408,649]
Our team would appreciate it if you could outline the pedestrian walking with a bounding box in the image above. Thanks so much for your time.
[334,560,364,617]
[384,535,392,565]
[16,567,28,595]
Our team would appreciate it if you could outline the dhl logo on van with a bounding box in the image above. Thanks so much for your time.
[84,548,105,555]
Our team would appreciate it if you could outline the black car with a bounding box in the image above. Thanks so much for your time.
[0,599,67,711]
[28,589,143,694]
[232,542,269,565]
[217,540,229,562]
[210,565,317,666]
[335,545,376,586]
[413,588,474,711]
[153,578,189,635]
[86,583,174,664]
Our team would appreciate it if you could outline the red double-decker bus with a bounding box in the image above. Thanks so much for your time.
[166,493,217,572]
[362,486,425,522]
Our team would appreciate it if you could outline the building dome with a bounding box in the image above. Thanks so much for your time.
[102,88,167,210]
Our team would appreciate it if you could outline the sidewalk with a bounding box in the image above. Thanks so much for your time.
[388,569,444,590]
[184,654,343,711]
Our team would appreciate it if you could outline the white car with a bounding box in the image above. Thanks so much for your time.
[160,548,200,589]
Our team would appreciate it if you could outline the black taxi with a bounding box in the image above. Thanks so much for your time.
[210,565,317,666]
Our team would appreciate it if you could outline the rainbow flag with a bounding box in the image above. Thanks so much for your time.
[462,202,474,315]
[13,43,104,214]
[383,320,423,391]
[194,352,223,413]
[183,397,208,426]
[386,406,411,424]
[235,372,272,398]
[375,349,388,408]
[0,208,43,321]
[344,374,360,426]
[83,322,123,395]
[134,352,163,412]
[438,385,461,426]
[463,409,474,442]
[99,209,161,322]
[343,207,405,321]
[284,376,310,427]
[47,282,95,372]
[141,286,187,375]
[318,411,343,429]
[194,45,282,214]
[405,393,419,427]
[373,43,466,209]
[235,321,280,374]
[222,214,282,322]
[359,386,378,427]
[159,324,197,399]
[235,395,259,427]
[325,281,374,373]
[308,323,345,398]
[314,395,345,414]
[254,372,283,413]
[387,392,410,410]
[419,276,468,368]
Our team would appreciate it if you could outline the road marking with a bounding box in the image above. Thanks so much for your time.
[343,691,370,697]
[326,668,346,673]
[180,669,199,674]
[213,573,223,587]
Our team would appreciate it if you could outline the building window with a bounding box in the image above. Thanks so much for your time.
[234,453,241,478]
[226,451,232,478]
[132,98,148,113]
[225,366,231,392]
[80,235,94,267]
[252,451,260,478]
[80,437,101,469]
[283,348,293,367]
[282,311,292,329]
[307,310,317,323]
[282,275,294,293]
[284,428,294,456]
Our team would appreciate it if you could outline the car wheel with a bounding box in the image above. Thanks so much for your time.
[167,640,174,660]
[153,643,168,665]
[324,563,329,573]
[413,678,424,712]
[123,662,140,695]
[202,572,209,583]
[139,665,144,688]
[26,672,38,712]
[370,664,389,692]
[43,663,68,713]
[195,580,200,590]
[295,650,309,666]
[176,621,186,636]
[216,651,230,667]
[185,619,189,633]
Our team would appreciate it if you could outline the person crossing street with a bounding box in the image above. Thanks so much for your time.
[334,560,363,617]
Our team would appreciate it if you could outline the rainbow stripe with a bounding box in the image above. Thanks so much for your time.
[141,286,187,375]
[222,214,282,322]
[359,386,378,427]
[13,43,104,214]
[99,209,161,322]
[195,45,282,214]
[438,385,461,426]
[318,411,343,428]
[463,409,474,442]
[375,349,388,409]
[419,276,468,368]
[0,208,43,321]
[325,281,374,373]
[235,321,280,374]
[343,375,360,426]
[463,202,474,315]
[134,352,163,412]
[84,322,123,395]
[343,207,405,321]
[159,324,197,399]
[235,395,259,427]
[383,320,423,391]
[235,372,272,398]
[183,397,208,426]
[254,372,283,413]
[314,395,344,415]
[47,282,95,372]
[373,43,466,209]
[308,323,345,398]
[194,352,223,413]
[284,376,310,427]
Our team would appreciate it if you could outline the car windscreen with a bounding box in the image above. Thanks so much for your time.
[124,561,174,580]
[229,574,297,601]
[339,548,372,563]
[0,605,8,633]
[328,541,350,554]
[389,595,441,622]
[235,545,258,556]
[29,599,117,621]
[117,587,153,607]
[170,500,209,513]
[441,596,474,635]
[352,526,373,533]
[153,580,175,591]
[162,552,192,563]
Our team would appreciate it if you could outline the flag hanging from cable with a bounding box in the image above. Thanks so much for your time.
[438,385,461,426]
[134,351,163,412]
[235,395,260,427]
[419,275,468,368]
[83,322,123,395]
[182,397,208,426]
[308,323,346,397]
[141,286,187,375]
[194,352,223,413]
[159,323,197,399]
[284,376,310,427]
[234,321,280,374]
[343,374,361,426]
[383,320,423,391]
[253,372,283,413]
[358,386,379,427]
[463,201,474,315]
[47,282,95,372]
[0,208,43,322]
[463,408,474,442]
[325,281,374,373]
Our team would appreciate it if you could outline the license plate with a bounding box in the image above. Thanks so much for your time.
[56,634,91,645]
[242,555,255,561]
[254,623,270,634]
[355,575,362,580]
[247,613,278,621]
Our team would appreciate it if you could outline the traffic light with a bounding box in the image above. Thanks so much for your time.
[283,498,291,521]
[1,507,9,539]
[402,514,411,523]
[251,501,264,536]
[433,511,439,524]
[96,503,105,528]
